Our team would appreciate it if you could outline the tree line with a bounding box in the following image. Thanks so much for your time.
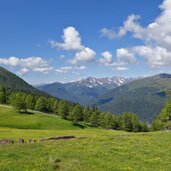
[0,85,149,132]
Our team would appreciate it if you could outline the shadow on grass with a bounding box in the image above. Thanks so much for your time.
[19,111,34,115]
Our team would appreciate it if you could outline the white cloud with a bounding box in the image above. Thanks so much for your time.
[99,51,113,65]
[32,67,53,73]
[56,66,72,74]
[17,68,30,76]
[112,67,128,71]
[49,27,84,51]
[0,56,19,66]
[0,56,53,74]
[56,65,86,74]
[75,66,86,70]
[116,48,137,64]
[69,47,96,65]
[50,26,96,65]
[118,14,144,39]
[100,28,116,39]
[132,46,171,67]
[99,50,136,67]
[103,0,171,68]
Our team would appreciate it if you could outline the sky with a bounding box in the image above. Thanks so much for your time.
[1,0,171,84]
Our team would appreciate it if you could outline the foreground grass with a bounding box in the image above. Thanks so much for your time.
[0,128,171,171]
[0,106,171,170]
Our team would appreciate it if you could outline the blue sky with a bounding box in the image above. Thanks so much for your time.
[1,0,171,84]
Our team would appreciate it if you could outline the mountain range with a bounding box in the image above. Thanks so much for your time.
[37,76,135,105]
[1,66,171,123]
[96,73,171,122]
[37,73,171,122]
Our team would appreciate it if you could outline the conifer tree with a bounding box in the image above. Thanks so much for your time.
[57,100,69,119]
[69,104,83,123]
[35,97,47,112]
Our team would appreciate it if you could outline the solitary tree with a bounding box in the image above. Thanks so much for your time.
[12,94,27,113]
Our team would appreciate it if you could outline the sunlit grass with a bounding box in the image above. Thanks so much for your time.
[0,106,171,170]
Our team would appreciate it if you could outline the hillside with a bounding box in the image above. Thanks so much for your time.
[0,106,82,130]
[96,74,171,122]
[37,76,135,105]
[0,66,45,95]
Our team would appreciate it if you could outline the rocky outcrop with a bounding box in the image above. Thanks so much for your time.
[0,139,14,144]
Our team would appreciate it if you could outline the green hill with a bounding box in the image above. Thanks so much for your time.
[0,106,81,130]
[96,74,171,122]
[0,66,45,95]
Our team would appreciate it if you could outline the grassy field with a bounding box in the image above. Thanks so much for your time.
[0,106,171,171]
[0,106,82,130]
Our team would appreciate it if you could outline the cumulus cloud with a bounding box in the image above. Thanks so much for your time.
[69,47,96,65]
[133,46,171,67]
[0,56,53,74]
[116,48,137,64]
[49,27,84,51]
[102,0,171,68]
[112,67,128,71]
[99,51,113,65]
[50,26,96,65]
[99,49,136,67]
[118,14,145,39]
[100,28,116,39]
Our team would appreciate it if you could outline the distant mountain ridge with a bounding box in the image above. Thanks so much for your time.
[37,76,135,105]
[71,76,135,89]
[95,73,171,122]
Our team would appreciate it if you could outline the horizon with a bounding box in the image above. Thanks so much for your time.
[1,0,171,84]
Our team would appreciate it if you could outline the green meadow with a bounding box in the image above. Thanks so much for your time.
[0,106,171,171]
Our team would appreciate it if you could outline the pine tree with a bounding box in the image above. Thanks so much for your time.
[89,110,100,127]
[53,99,59,114]
[25,94,35,110]
[69,104,83,123]
[57,100,69,119]
[35,97,47,112]
[83,106,92,122]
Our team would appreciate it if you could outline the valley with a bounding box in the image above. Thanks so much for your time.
[1,0,171,170]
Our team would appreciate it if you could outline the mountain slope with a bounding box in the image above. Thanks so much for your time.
[37,76,134,105]
[96,74,171,122]
[0,66,46,95]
